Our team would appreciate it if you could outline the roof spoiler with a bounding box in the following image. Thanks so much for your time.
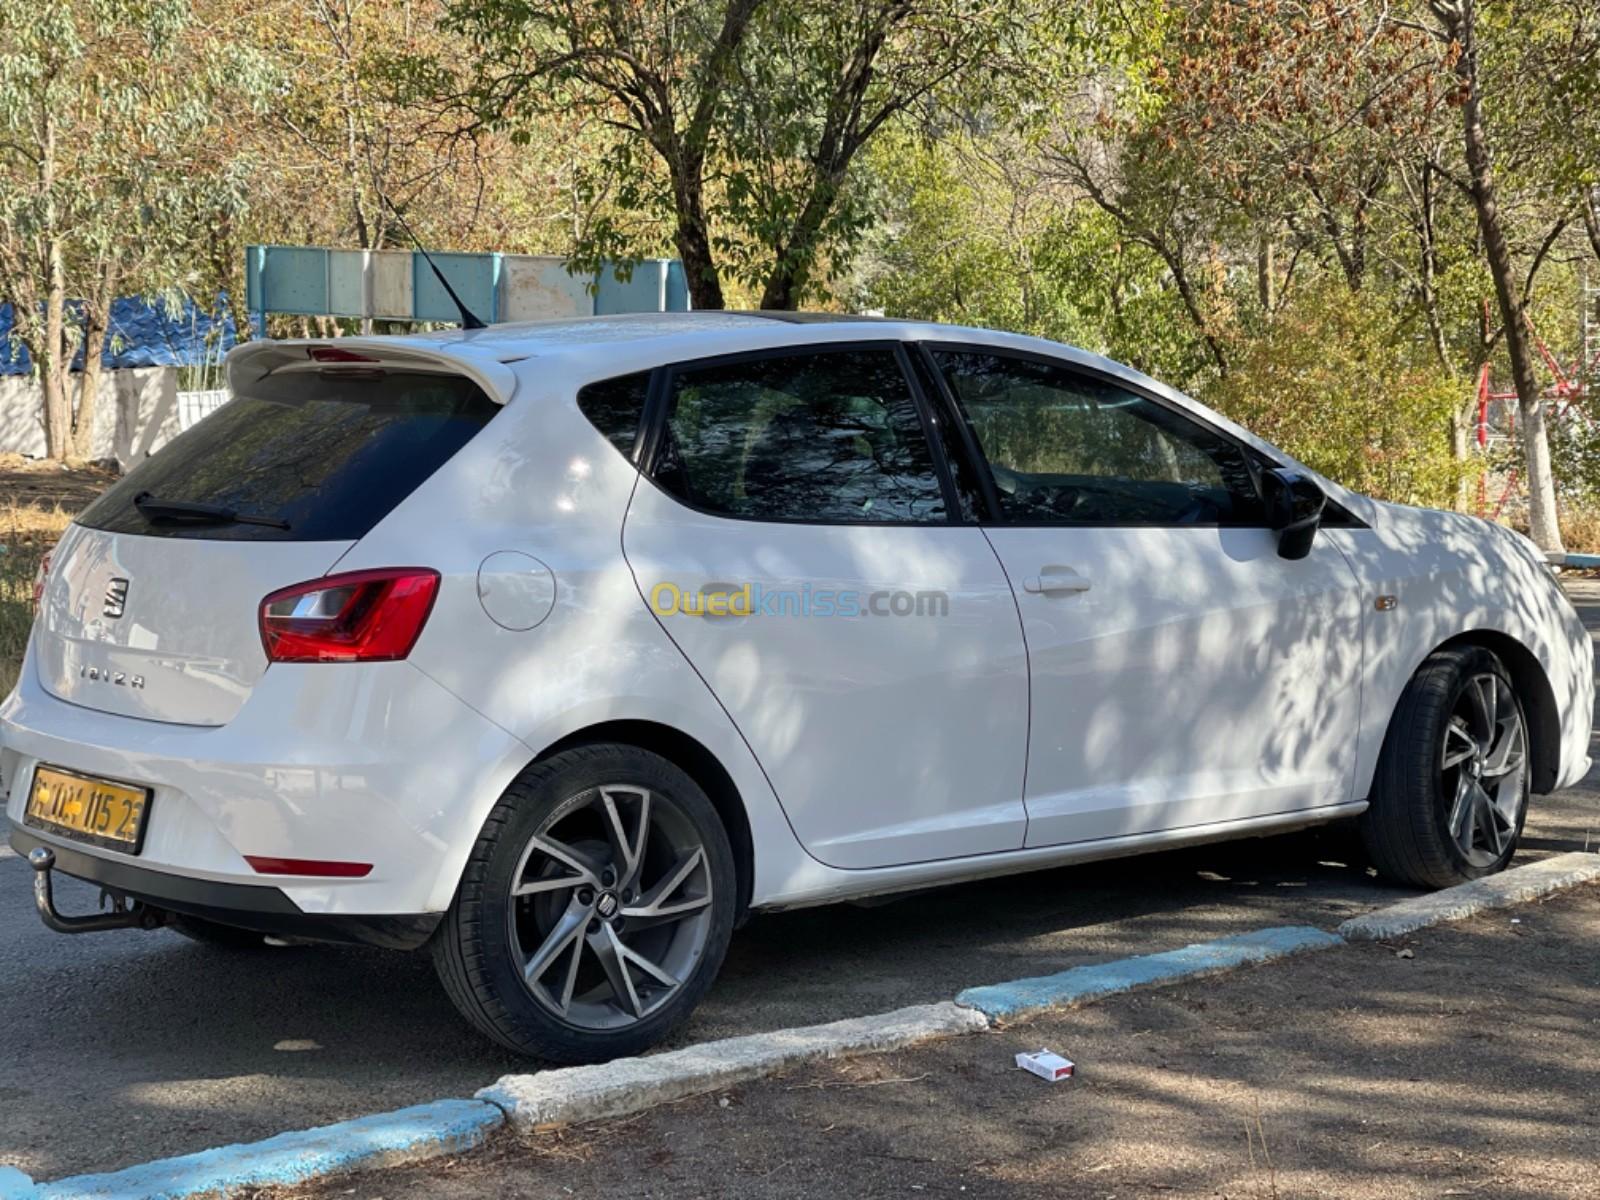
[225,339,519,406]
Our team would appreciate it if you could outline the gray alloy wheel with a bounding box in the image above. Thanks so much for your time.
[431,743,736,1062]
[1360,645,1531,889]
[509,784,715,1031]
[1439,672,1528,869]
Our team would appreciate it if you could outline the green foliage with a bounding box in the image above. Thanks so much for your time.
[853,131,1210,385]
[1206,283,1470,509]
[1548,416,1600,507]
[442,0,1073,307]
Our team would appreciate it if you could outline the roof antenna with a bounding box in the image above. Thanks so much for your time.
[379,196,486,330]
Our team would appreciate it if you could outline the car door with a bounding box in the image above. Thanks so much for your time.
[621,342,1030,869]
[923,345,1365,847]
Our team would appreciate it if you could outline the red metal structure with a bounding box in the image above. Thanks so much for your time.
[1475,315,1600,520]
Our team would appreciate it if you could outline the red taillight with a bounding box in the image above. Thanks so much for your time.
[259,568,440,663]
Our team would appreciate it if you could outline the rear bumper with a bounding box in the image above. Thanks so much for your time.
[9,824,440,948]
[1,647,532,916]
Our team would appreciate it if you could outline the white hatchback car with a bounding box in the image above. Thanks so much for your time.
[3,313,1592,1061]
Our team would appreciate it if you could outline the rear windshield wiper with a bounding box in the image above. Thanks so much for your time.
[133,492,291,530]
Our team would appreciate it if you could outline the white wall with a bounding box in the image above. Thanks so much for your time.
[0,367,180,468]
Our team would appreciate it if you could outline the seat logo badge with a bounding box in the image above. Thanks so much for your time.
[103,578,130,619]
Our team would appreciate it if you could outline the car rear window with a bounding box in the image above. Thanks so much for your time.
[78,369,499,541]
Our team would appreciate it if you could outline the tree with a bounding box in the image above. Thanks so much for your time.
[1427,0,1552,549]
[0,0,271,459]
[439,0,762,309]
[266,0,496,253]
[441,0,1045,308]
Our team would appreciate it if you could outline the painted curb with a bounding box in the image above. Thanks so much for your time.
[955,924,1345,1021]
[0,1167,35,1200]
[1338,850,1600,941]
[25,1099,502,1200]
[480,1001,988,1134]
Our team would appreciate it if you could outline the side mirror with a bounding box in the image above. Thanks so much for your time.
[1261,467,1325,561]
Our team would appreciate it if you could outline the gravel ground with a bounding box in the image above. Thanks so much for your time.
[267,882,1600,1200]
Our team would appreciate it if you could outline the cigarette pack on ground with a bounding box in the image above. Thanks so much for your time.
[1015,1049,1075,1082]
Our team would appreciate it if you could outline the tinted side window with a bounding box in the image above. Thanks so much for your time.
[933,351,1264,526]
[577,371,650,460]
[77,371,497,541]
[652,348,947,524]
[905,350,982,522]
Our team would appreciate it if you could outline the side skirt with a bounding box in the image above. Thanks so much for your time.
[755,801,1369,913]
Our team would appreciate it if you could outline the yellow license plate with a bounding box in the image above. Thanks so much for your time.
[25,766,151,853]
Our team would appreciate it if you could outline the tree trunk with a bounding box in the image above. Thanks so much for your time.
[40,245,72,460]
[1256,232,1276,312]
[1439,0,1563,551]
[672,172,724,310]
[759,176,841,310]
[38,113,71,460]
[1417,161,1454,372]
[70,276,115,461]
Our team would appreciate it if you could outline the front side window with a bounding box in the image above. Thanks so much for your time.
[933,351,1264,526]
[651,347,947,524]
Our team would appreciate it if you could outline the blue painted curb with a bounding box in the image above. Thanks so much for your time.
[0,1166,36,1200]
[956,925,1345,1020]
[28,1099,503,1200]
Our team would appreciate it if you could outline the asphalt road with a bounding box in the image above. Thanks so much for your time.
[4,590,1599,1183]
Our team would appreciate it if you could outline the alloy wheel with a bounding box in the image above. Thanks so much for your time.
[1440,672,1527,868]
[508,784,714,1030]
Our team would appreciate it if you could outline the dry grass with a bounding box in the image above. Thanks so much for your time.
[0,498,73,697]
[0,456,111,698]
[1559,504,1600,556]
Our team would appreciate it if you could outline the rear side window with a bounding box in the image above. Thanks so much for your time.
[651,348,947,524]
[576,371,650,460]
[78,370,498,541]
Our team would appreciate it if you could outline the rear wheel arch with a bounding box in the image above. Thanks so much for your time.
[535,719,755,920]
[1419,631,1560,794]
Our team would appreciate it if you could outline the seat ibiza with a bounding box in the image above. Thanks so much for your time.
[4,313,1591,1062]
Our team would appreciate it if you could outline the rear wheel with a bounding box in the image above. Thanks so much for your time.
[432,744,736,1062]
[1360,646,1530,889]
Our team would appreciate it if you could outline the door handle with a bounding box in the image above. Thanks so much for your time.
[1023,567,1092,596]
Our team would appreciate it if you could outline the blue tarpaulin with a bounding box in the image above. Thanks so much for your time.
[0,295,237,376]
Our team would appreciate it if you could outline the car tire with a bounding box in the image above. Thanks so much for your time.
[1360,645,1531,889]
[431,744,737,1063]
[170,915,273,949]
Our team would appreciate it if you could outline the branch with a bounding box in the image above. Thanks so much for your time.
[1520,212,1571,309]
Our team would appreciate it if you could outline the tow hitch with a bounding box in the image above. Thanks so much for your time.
[28,847,168,934]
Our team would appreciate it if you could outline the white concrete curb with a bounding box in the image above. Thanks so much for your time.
[1338,850,1600,941]
[479,1001,989,1135]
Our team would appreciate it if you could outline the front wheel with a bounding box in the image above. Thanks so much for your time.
[1360,646,1530,889]
[432,745,736,1062]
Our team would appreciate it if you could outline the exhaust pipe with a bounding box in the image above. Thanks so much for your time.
[28,847,168,934]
